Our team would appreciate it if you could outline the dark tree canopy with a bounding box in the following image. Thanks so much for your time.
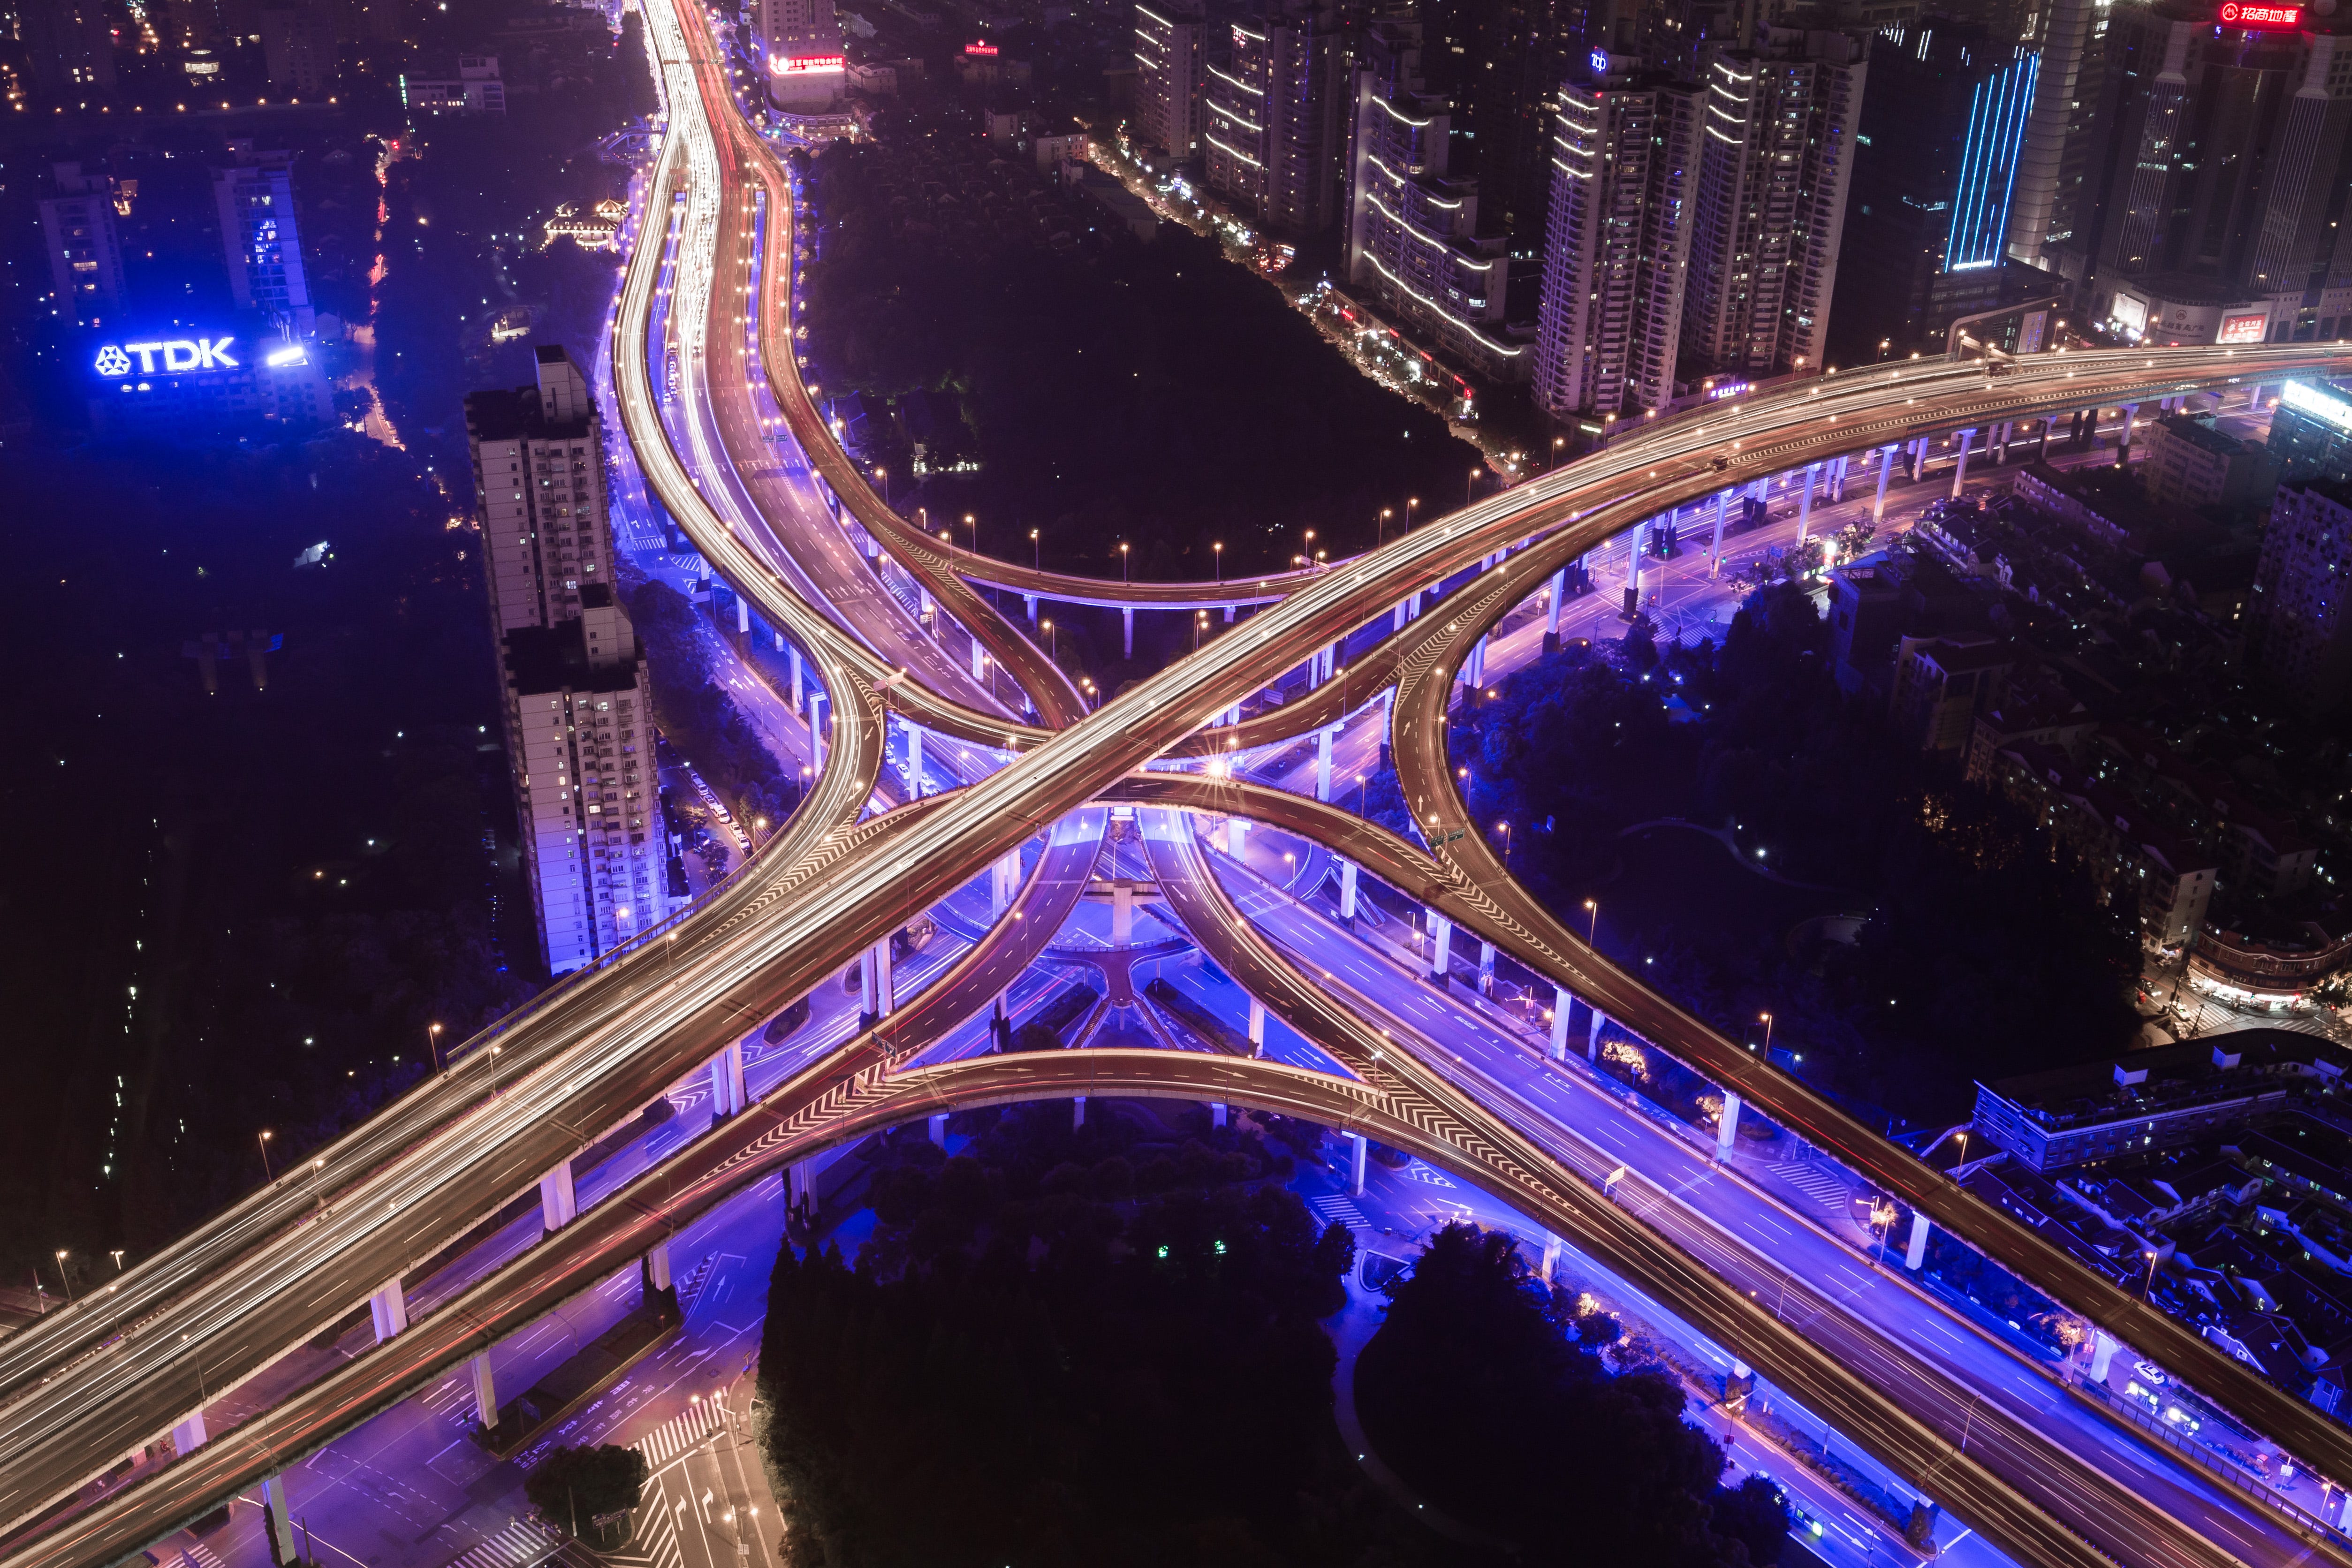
[1355,1224,1784,1567]
[525,1444,649,1538]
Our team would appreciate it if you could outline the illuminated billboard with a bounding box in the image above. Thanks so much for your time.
[94,336,240,377]
[2109,294,2147,336]
[2216,312,2268,346]
[2282,381,2352,434]
[2218,1,2302,26]
[775,53,844,73]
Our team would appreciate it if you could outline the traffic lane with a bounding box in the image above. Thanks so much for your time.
[8,1038,2120,1568]
[1222,847,2303,1565]
[1148,805,2253,1568]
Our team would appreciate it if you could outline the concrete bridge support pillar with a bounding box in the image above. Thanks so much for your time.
[928,1112,949,1147]
[368,1276,409,1343]
[1339,859,1358,921]
[2116,402,2140,466]
[1347,1132,1368,1197]
[1224,605,1236,623]
[1541,1233,1562,1285]
[1465,636,1487,690]
[1950,427,1976,499]
[1904,1210,1931,1270]
[1427,912,1452,985]
[788,1158,818,1211]
[262,1473,297,1566]
[470,1352,498,1429]
[1715,1091,1742,1160]
[1545,569,1566,650]
[1210,1103,1227,1129]
[171,1413,208,1455]
[904,724,925,798]
[1798,463,1819,543]
[540,1160,577,1232]
[1588,1007,1605,1060]
[1479,941,1497,993]
[858,946,878,1021]
[1550,986,1571,1059]
[2039,417,2055,460]
[1073,1095,1087,1129]
[971,639,986,684]
[1710,491,1730,576]
[1226,817,1249,858]
[2090,1331,2120,1382]
[992,849,1020,917]
[1111,882,1133,947]
[1872,444,1897,524]
[789,647,804,714]
[709,1040,746,1119]
[873,939,895,1018]
[1248,997,1266,1056]
[811,692,828,770]
[1122,606,1134,660]
[1316,727,1335,802]
[645,1238,673,1293]
[1023,594,1037,625]
[736,596,750,636]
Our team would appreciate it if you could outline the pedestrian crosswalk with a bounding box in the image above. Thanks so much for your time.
[172,1540,227,1568]
[1771,1160,1857,1218]
[633,1402,718,1470]
[1309,1194,1368,1228]
[608,1486,683,1568]
[444,1521,562,1568]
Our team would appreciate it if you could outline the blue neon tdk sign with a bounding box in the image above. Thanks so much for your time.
[93,337,240,378]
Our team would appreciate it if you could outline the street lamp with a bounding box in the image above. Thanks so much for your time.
[1497,820,1512,866]
[428,1021,444,1075]
[963,512,976,553]
[1407,496,1419,532]
[1120,542,1130,583]
[1468,465,1481,508]
[258,1130,275,1181]
[1759,1012,1774,1055]
[54,1251,73,1305]
[873,466,888,507]
[1042,619,1055,661]
[1212,541,1223,584]
[2142,1250,2162,1300]
[1030,528,1040,571]
[1584,898,1599,947]
[1379,507,1393,545]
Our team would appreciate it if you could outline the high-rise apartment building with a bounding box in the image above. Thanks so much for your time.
[2062,2,2352,344]
[469,347,617,635]
[2252,477,2352,713]
[1340,20,1525,380]
[468,347,672,976]
[211,141,314,335]
[1531,54,1705,417]
[1135,0,1210,161]
[39,163,128,326]
[1680,24,1868,379]
[753,0,845,108]
[260,6,337,94]
[16,0,117,105]
[1204,0,1345,237]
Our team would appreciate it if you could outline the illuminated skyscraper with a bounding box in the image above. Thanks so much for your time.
[1340,20,1526,382]
[754,0,844,108]
[209,142,314,335]
[1135,0,1209,161]
[1203,0,1345,237]
[1532,53,1705,417]
[1679,24,1868,379]
[467,347,674,975]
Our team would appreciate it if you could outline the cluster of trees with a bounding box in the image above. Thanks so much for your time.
[1440,582,2140,1122]
[756,1104,1456,1567]
[797,139,1485,582]
[626,582,800,829]
[1357,1224,1788,1567]
[525,1444,650,1544]
[3,433,535,1276]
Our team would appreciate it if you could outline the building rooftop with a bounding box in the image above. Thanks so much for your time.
[1981,1029,2351,1133]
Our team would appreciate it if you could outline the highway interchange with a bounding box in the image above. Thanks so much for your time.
[9,4,2352,1566]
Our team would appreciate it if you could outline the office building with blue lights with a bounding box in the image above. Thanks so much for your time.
[82,316,332,435]
[1829,15,2056,363]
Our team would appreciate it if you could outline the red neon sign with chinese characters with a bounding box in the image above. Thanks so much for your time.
[778,53,843,72]
[964,39,999,54]
[2219,2,2302,28]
